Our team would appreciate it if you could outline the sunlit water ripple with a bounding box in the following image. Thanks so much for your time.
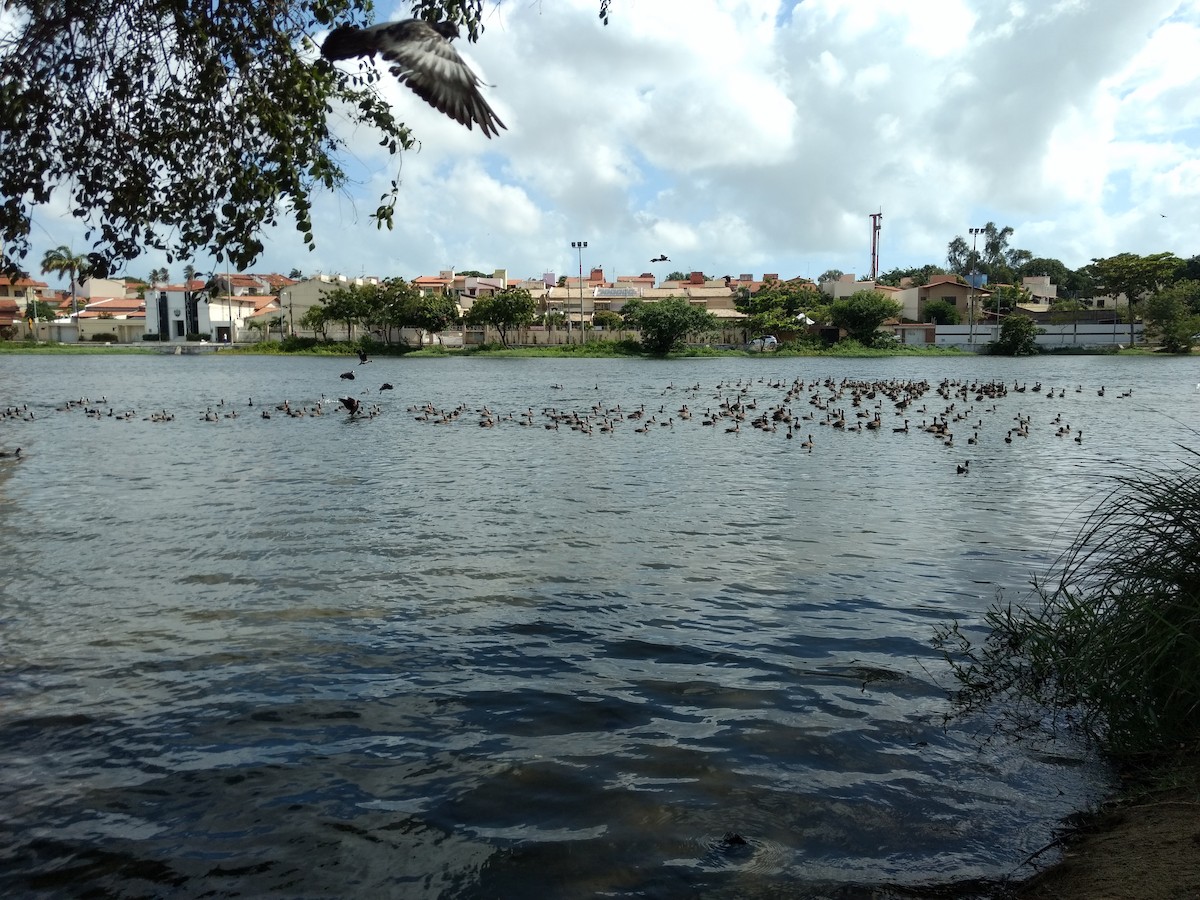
[1,352,1197,898]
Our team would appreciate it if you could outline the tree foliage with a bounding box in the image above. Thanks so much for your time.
[25,298,59,321]
[1017,257,1071,286]
[0,1,611,274]
[828,290,902,345]
[1090,252,1182,346]
[921,298,959,325]
[983,283,1030,314]
[877,264,947,287]
[1143,280,1200,354]
[735,280,826,335]
[40,245,89,316]
[621,297,716,355]
[591,309,624,331]
[466,287,536,347]
[319,282,371,341]
[993,313,1040,356]
[403,288,460,344]
[946,222,1031,284]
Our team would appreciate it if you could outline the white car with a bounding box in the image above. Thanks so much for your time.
[748,335,778,351]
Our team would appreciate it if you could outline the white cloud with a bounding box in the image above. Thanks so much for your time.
[16,0,1200,285]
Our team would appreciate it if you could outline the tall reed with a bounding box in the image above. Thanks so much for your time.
[934,449,1200,759]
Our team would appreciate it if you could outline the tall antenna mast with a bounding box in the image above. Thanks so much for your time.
[869,210,882,281]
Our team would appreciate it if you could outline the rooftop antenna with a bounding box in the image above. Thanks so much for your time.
[869,210,882,282]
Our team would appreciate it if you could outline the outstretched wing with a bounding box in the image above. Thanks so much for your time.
[326,20,505,139]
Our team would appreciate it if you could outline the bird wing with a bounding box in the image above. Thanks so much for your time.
[367,21,506,138]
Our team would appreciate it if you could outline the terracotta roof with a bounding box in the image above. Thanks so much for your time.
[82,297,145,315]
[0,275,48,288]
[256,273,298,289]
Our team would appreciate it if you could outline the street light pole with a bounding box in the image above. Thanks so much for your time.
[968,226,983,347]
[571,240,587,345]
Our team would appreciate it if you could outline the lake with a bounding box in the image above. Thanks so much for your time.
[1,351,1197,898]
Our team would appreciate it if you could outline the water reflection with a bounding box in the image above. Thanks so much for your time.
[2,352,1196,896]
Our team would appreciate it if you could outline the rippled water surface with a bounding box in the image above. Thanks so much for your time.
[1,352,1197,898]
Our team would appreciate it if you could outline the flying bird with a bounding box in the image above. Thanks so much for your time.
[340,371,355,380]
[339,396,362,415]
[650,254,670,262]
[358,348,370,364]
[321,19,506,138]
[380,383,394,392]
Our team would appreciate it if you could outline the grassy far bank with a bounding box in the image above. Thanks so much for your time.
[0,340,154,354]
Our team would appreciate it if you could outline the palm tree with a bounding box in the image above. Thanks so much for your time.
[40,245,89,327]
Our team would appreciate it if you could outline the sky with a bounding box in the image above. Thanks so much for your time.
[18,0,1200,286]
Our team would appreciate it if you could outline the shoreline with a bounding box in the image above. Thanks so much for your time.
[0,340,1166,359]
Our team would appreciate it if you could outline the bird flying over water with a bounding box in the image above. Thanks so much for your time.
[339,396,362,415]
[321,19,506,138]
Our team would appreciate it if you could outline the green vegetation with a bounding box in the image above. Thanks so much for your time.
[946,222,1032,286]
[1143,279,1200,353]
[0,1,612,273]
[876,263,948,287]
[465,287,537,348]
[591,309,624,331]
[299,278,458,347]
[921,298,960,325]
[0,341,147,354]
[934,451,1200,759]
[828,290,903,345]
[620,297,717,355]
[992,314,1041,355]
[734,277,826,336]
[1090,252,1182,347]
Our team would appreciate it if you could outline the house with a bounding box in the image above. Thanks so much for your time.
[75,295,146,343]
[0,274,51,315]
[892,275,990,324]
[143,279,209,342]
[0,297,20,337]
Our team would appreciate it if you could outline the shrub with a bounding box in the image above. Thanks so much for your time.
[991,315,1041,355]
[934,451,1200,758]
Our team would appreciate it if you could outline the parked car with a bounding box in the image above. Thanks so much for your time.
[748,335,778,351]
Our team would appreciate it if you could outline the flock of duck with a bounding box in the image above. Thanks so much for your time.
[1,358,1131,474]
[395,374,1125,474]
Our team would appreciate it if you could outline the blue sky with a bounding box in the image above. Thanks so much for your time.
[19,0,1200,285]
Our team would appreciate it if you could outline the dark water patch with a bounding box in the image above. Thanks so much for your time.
[0,353,1161,895]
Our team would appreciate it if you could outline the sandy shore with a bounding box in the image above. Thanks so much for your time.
[1017,755,1200,899]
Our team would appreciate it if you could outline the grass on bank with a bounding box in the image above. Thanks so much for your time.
[934,449,1200,763]
[0,339,150,354]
